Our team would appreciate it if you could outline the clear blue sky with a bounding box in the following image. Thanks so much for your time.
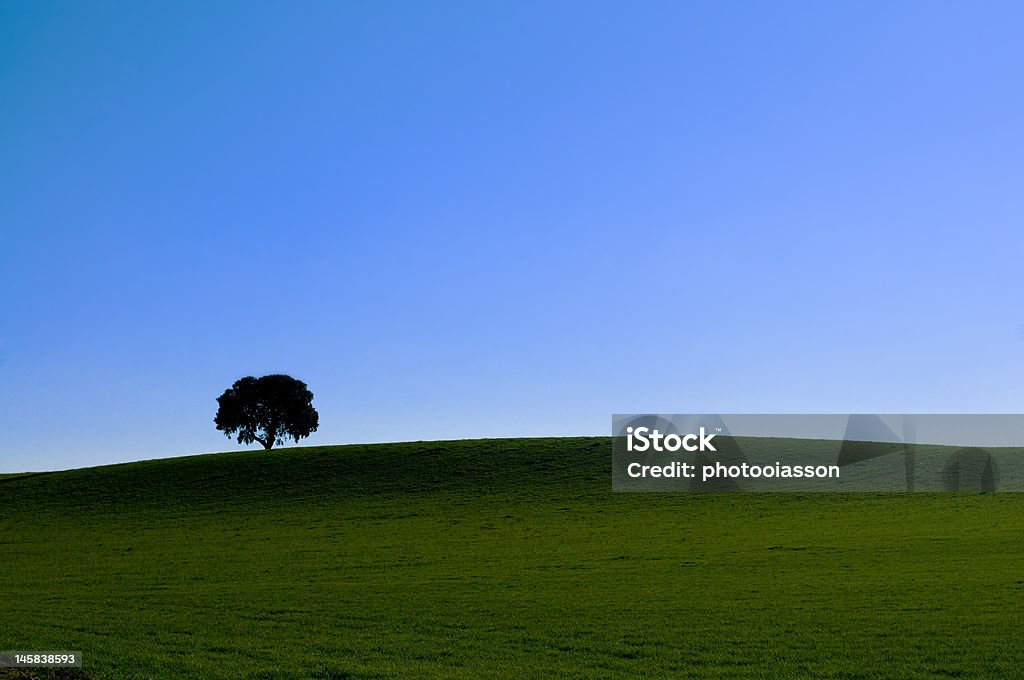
[3,2,1022,471]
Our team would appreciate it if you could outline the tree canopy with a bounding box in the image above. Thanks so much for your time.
[214,374,319,450]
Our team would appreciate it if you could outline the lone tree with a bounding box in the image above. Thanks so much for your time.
[214,374,319,450]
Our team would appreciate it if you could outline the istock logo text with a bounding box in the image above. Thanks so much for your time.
[626,426,717,452]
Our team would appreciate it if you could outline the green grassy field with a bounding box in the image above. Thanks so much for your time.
[2,437,1023,679]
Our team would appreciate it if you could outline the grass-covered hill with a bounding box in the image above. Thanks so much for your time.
[2,437,1023,679]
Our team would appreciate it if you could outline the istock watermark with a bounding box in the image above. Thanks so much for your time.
[612,414,1024,492]
[625,426,718,452]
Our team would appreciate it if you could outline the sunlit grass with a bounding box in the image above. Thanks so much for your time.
[1,438,1022,678]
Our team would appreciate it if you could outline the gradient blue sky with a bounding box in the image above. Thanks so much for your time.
[3,2,1023,471]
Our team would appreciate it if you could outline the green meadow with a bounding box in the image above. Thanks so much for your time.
[2,437,1023,679]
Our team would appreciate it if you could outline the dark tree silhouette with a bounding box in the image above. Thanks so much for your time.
[214,374,319,450]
